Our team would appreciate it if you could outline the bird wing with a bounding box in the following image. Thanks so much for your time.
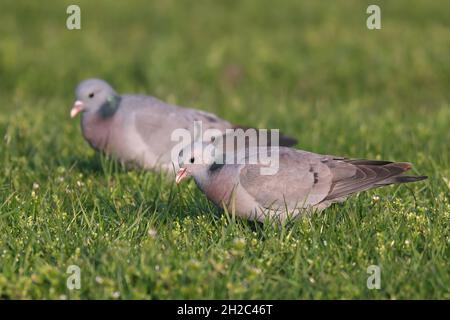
[238,148,335,210]
[240,146,420,211]
[322,159,414,200]
[125,95,231,143]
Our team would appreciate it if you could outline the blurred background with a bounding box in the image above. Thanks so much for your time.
[0,0,448,161]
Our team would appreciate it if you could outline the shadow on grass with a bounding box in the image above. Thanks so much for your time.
[64,153,104,174]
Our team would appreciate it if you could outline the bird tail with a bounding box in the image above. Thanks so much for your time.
[324,161,427,201]
[372,162,427,186]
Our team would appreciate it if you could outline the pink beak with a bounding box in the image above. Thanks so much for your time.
[70,100,84,118]
[175,167,187,184]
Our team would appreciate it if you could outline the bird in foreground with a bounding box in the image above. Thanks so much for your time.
[175,142,427,221]
[70,78,297,172]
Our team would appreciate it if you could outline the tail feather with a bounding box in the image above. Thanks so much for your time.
[375,175,428,186]
[386,162,412,171]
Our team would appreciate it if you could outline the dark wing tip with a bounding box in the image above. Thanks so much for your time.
[278,135,298,147]
[394,175,428,183]
[231,124,298,147]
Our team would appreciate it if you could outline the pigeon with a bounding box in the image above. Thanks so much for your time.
[70,78,297,173]
[175,141,427,221]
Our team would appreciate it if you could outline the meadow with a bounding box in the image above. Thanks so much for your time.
[0,0,448,299]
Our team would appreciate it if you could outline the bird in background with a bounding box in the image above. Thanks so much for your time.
[70,78,297,173]
[175,140,427,222]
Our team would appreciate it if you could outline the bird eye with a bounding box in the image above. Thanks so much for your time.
[89,93,94,98]
[190,157,195,164]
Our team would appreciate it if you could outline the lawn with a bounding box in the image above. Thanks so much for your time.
[0,0,448,299]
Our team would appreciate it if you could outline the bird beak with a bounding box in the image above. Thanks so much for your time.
[175,167,187,184]
[70,100,84,118]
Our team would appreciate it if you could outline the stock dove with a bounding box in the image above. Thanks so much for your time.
[70,78,297,173]
[175,141,427,221]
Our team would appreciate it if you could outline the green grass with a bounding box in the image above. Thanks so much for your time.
[0,0,449,299]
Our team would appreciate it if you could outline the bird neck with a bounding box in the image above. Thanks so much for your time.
[81,110,116,151]
[193,171,211,190]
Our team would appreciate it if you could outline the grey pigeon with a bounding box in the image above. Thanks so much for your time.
[175,142,427,221]
[70,78,297,173]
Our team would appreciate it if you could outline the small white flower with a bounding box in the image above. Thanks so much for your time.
[95,276,104,284]
[112,291,120,299]
[148,228,157,238]
[372,195,380,202]
[32,182,40,190]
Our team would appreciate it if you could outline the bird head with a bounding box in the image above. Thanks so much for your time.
[175,142,217,184]
[71,78,118,118]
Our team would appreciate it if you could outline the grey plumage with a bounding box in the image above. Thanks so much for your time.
[71,78,297,173]
[176,144,427,221]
